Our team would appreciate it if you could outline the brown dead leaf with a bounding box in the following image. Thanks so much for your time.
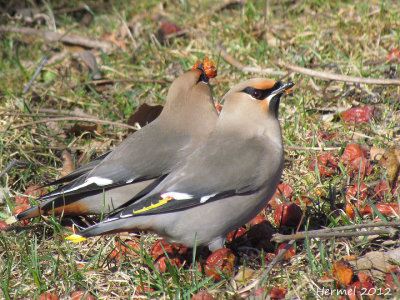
[74,51,101,80]
[340,143,372,178]
[342,255,358,262]
[191,290,215,300]
[332,261,354,286]
[386,247,400,264]
[233,266,256,282]
[127,103,163,133]
[348,251,392,276]
[63,43,86,53]
[309,153,339,177]
[60,150,75,178]
[345,183,368,205]
[156,21,184,45]
[268,286,287,300]
[374,181,392,200]
[383,146,400,188]
[109,238,141,262]
[65,123,104,136]
[359,203,399,217]
[62,49,102,83]
[37,292,59,300]
[370,146,385,161]
[70,290,95,300]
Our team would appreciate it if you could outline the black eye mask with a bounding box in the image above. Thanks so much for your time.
[242,81,284,100]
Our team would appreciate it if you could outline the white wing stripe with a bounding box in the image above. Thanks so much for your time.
[45,176,113,197]
[200,193,217,203]
[161,192,193,200]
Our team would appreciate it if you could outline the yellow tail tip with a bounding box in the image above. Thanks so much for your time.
[5,216,17,225]
[66,234,87,243]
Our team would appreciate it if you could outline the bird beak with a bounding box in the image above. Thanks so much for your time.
[268,81,295,117]
[196,63,210,84]
[273,81,295,97]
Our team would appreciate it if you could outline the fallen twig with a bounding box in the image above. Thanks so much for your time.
[271,221,400,243]
[0,160,29,178]
[71,77,230,89]
[276,62,400,85]
[23,56,48,93]
[0,26,113,53]
[6,117,139,131]
[1,224,44,233]
[19,145,88,151]
[237,240,296,295]
[210,41,400,85]
[241,221,400,294]
[37,108,99,119]
[255,240,295,290]
[285,145,341,151]
[70,78,169,89]
[1,109,100,120]
[273,229,396,243]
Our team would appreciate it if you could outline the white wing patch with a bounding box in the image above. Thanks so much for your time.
[126,178,134,183]
[160,192,193,200]
[104,216,120,222]
[200,193,217,203]
[47,176,114,197]
[85,176,113,186]
[117,212,133,219]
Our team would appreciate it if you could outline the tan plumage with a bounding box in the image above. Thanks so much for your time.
[15,62,219,221]
[68,78,294,251]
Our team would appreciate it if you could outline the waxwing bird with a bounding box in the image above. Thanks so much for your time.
[13,58,219,221]
[67,79,294,251]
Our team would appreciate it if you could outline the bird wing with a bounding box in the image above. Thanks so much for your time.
[40,124,192,200]
[112,135,275,218]
[42,151,112,187]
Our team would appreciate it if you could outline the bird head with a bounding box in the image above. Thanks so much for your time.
[164,58,218,112]
[222,78,294,119]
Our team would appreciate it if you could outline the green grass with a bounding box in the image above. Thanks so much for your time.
[1,0,400,298]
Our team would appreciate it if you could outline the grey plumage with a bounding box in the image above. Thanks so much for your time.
[16,64,218,220]
[69,79,294,251]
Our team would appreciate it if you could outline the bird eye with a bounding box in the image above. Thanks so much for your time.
[252,90,262,99]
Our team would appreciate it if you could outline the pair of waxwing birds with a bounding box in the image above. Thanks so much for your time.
[66,78,294,251]
[14,59,294,251]
[14,58,219,221]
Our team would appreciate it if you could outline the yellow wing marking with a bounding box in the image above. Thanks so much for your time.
[66,234,87,243]
[133,196,174,214]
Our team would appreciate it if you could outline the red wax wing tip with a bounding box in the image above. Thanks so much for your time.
[191,60,201,71]
[203,57,217,79]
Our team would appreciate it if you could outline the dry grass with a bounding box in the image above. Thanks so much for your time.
[1,0,400,299]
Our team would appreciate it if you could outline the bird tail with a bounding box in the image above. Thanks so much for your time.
[14,206,41,221]
[65,217,144,243]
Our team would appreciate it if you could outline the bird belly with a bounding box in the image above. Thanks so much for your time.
[153,173,281,248]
